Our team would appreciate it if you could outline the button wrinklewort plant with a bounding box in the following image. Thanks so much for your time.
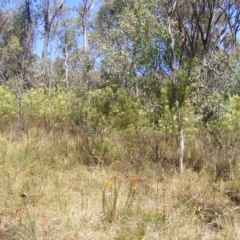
[102,173,139,223]
[8,194,37,240]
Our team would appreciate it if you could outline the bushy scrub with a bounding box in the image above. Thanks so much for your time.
[146,81,198,138]
[219,95,240,131]
[18,86,142,132]
[22,88,47,124]
[22,88,75,129]
[48,90,75,126]
[91,87,141,130]
[71,87,150,166]
[0,86,18,128]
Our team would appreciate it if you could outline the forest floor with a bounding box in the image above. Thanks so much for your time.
[1,129,240,240]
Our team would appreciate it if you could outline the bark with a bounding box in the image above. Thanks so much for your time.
[42,0,50,59]
[22,0,34,88]
[25,0,32,59]
[64,43,70,88]
[77,0,96,52]
[83,19,88,51]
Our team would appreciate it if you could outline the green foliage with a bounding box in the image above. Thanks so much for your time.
[219,95,240,132]
[145,79,198,137]
[189,52,237,124]
[68,92,89,127]
[166,72,190,110]
[91,86,114,117]
[22,88,75,128]
[0,85,141,132]
[91,87,140,130]
[0,86,18,127]
[94,0,168,86]
[22,88,47,121]
[0,10,25,80]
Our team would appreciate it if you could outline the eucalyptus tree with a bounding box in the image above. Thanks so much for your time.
[54,15,79,88]
[93,0,184,171]
[41,0,65,60]
[75,0,97,90]
[160,0,240,170]
[94,0,168,93]
[21,0,34,87]
[0,21,23,84]
[164,0,185,173]
[165,0,240,67]
[93,0,240,172]
[15,0,36,88]
[76,0,96,52]
[168,0,240,123]
[0,2,36,87]
[0,1,37,133]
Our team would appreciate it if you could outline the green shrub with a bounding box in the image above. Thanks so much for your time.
[91,87,141,130]
[0,86,18,128]
[22,88,75,129]
[219,95,240,131]
[22,88,48,124]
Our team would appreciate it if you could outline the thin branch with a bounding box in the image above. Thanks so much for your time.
[0,16,8,32]
[49,0,64,27]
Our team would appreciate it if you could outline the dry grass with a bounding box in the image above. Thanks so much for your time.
[0,128,240,239]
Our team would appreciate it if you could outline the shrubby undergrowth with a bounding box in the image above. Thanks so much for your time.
[0,84,239,178]
[0,86,18,128]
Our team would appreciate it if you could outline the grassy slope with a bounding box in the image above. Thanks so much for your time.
[0,129,240,240]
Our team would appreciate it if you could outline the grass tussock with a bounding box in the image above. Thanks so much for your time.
[0,127,240,240]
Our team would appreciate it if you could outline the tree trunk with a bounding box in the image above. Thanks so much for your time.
[42,0,64,59]
[42,29,50,60]
[25,0,33,61]
[83,20,89,89]
[64,43,69,88]
[178,108,184,173]
[83,20,88,52]
[42,0,50,59]
[22,0,34,88]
